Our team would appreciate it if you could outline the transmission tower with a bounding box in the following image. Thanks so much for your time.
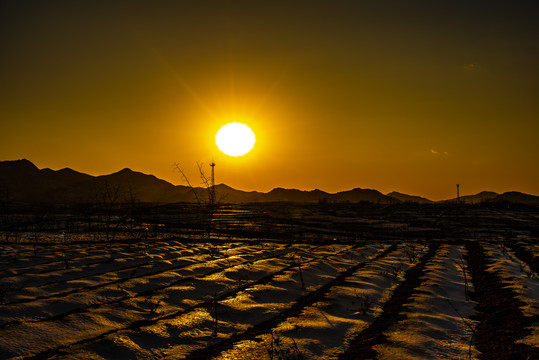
[209,161,216,207]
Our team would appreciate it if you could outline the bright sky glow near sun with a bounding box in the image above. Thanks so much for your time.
[1,0,538,200]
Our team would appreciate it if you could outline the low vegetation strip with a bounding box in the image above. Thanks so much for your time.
[339,242,440,359]
[184,244,396,360]
[465,241,537,359]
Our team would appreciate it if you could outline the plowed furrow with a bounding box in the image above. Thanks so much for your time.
[0,246,273,329]
[1,244,254,306]
[506,242,539,275]
[465,241,537,360]
[339,243,440,359]
[24,246,356,359]
[184,244,397,360]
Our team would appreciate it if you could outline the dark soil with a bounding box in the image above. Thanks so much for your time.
[506,241,539,275]
[465,241,537,360]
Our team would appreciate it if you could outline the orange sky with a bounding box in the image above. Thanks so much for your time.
[1,1,538,200]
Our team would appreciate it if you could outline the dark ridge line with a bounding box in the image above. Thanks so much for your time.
[338,242,440,359]
[506,241,539,275]
[25,245,359,360]
[465,241,537,360]
[0,245,266,329]
[184,243,398,360]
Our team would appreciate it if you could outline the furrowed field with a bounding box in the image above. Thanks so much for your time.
[0,204,537,359]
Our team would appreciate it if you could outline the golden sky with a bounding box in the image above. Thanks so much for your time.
[1,1,538,200]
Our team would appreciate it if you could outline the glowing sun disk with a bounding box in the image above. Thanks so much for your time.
[215,122,256,156]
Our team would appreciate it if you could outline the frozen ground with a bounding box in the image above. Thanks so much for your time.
[0,238,537,359]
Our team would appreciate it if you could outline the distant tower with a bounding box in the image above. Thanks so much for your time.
[209,161,216,206]
[456,184,460,203]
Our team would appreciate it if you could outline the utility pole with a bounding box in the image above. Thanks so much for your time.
[209,161,216,211]
[456,184,460,203]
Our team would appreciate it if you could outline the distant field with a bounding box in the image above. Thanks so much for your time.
[2,202,539,244]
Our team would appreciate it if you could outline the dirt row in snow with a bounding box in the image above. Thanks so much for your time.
[0,240,251,284]
[183,244,400,360]
[465,241,538,359]
[482,243,539,350]
[202,242,425,360]
[339,243,440,359]
[2,239,537,359]
[0,243,290,358]
[45,244,376,359]
[0,241,157,273]
[0,243,265,307]
[0,243,271,325]
[0,243,365,359]
[506,240,539,276]
[372,244,479,360]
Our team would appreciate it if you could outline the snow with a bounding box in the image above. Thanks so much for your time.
[0,239,536,359]
[61,244,373,358]
[216,243,427,359]
[482,243,539,348]
[374,244,479,360]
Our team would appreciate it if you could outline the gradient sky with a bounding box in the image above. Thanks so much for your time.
[1,1,538,200]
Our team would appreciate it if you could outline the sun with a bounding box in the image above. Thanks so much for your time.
[215,122,256,156]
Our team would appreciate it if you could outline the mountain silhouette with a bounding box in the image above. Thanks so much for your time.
[386,191,433,204]
[0,159,92,203]
[328,188,396,204]
[1,159,538,206]
[446,191,499,204]
[265,188,329,202]
[492,191,539,206]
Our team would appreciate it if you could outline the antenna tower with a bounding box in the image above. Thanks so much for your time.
[210,161,216,206]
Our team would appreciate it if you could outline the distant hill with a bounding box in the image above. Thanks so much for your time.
[328,188,397,204]
[1,159,537,206]
[492,191,539,206]
[441,190,539,206]
[214,184,266,203]
[386,191,433,204]
[445,191,499,204]
[265,188,329,203]
[0,159,93,203]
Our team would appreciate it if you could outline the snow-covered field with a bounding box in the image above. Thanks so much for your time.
[0,239,537,359]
